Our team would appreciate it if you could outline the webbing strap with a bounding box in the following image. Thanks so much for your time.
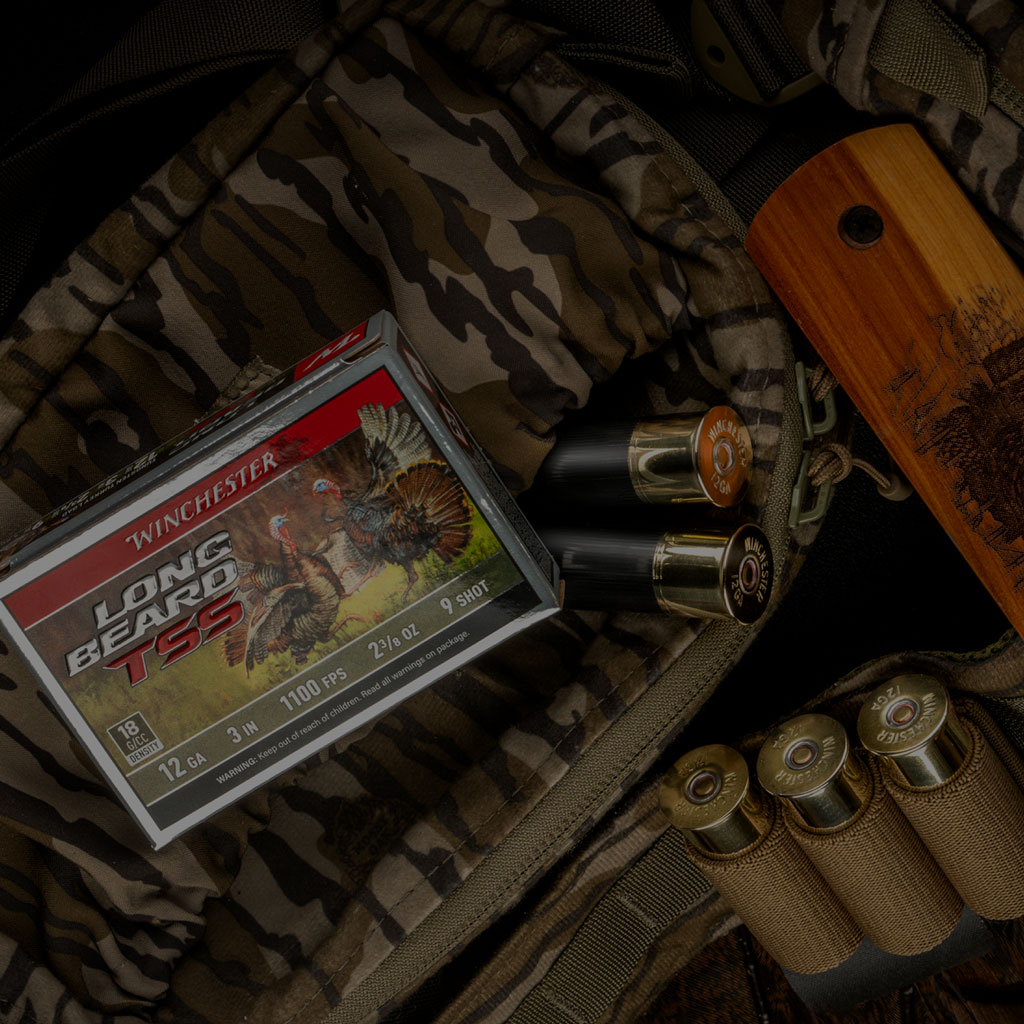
[515,0,697,68]
[868,0,1024,138]
[704,0,809,102]
[509,828,716,1024]
[867,0,988,117]
[992,70,1024,128]
[515,0,870,231]
[514,0,706,100]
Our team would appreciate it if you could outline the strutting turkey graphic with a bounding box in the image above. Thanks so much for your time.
[224,513,362,674]
[312,403,473,601]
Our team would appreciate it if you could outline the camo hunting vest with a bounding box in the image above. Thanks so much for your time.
[2,1,1024,1021]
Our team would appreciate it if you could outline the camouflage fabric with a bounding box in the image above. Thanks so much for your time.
[475,641,1024,1024]
[0,0,796,1021]
[411,636,1024,1024]
[419,0,1024,1019]
[775,0,1024,238]
[6,0,1023,1021]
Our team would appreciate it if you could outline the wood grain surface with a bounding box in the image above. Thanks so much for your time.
[747,123,1024,637]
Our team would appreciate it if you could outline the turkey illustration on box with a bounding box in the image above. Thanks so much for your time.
[0,312,559,848]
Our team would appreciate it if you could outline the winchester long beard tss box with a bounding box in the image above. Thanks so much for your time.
[0,312,559,848]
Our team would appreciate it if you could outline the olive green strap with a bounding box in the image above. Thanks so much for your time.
[702,0,809,102]
[514,0,704,96]
[867,0,1024,130]
[509,828,715,1024]
[991,70,1024,129]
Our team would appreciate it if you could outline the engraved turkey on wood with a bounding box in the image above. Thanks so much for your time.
[224,514,361,675]
[312,403,472,601]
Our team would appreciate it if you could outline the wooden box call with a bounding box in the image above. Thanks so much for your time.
[747,124,1024,635]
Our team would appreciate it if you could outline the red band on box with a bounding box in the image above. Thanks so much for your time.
[7,368,399,629]
[293,322,368,380]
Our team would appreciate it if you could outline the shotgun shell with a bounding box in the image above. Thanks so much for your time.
[536,407,752,507]
[756,714,871,829]
[541,522,772,623]
[659,744,770,854]
[856,675,971,788]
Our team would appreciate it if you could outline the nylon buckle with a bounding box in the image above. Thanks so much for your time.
[690,0,820,107]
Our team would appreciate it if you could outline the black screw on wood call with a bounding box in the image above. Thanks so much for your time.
[535,406,752,508]
[541,523,772,623]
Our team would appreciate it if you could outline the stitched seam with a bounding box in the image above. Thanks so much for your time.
[281,24,783,1024]
[639,147,774,428]
[486,22,523,72]
[279,639,667,1024]
[283,101,779,1024]
[612,70,779,428]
